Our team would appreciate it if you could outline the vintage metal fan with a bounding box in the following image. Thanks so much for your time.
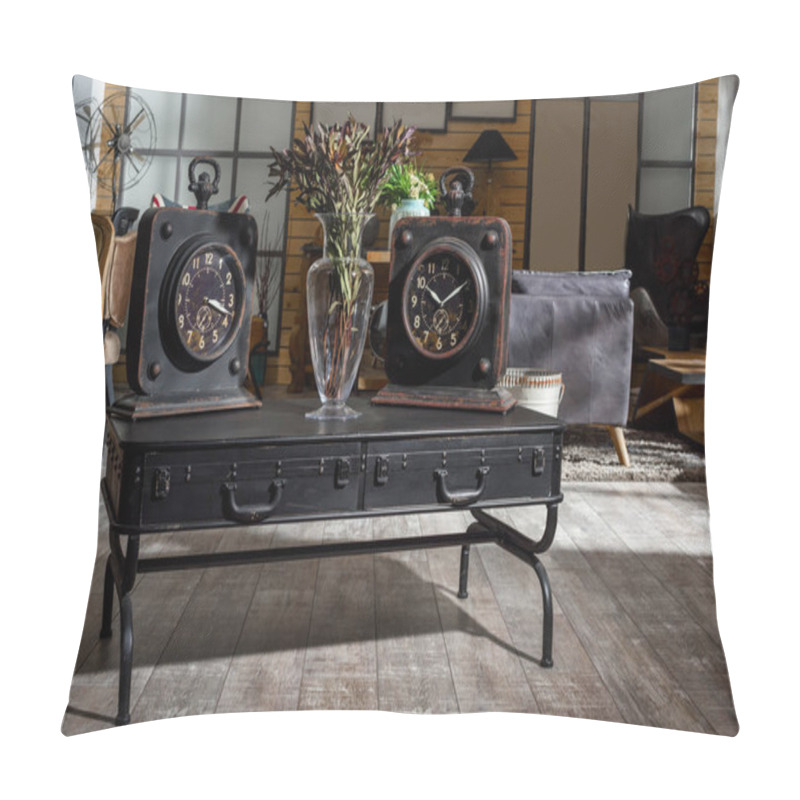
[79,90,156,212]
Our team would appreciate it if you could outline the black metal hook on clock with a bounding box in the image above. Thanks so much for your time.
[188,156,221,210]
[439,166,475,216]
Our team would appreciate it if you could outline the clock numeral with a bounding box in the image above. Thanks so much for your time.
[198,336,205,350]
[414,315,421,329]
[228,293,235,308]
[225,271,232,285]
[205,252,214,265]
[435,337,443,351]
[182,273,191,286]
[178,314,184,329]
[191,257,199,270]
[450,332,458,347]
[411,294,418,308]
[416,276,426,290]
[222,316,229,328]
[212,330,219,343]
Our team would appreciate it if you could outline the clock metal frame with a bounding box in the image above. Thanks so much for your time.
[373,216,515,413]
[113,205,261,419]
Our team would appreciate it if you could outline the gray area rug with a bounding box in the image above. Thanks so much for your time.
[562,426,706,482]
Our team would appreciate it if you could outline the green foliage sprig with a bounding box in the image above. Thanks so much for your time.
[266,117,416,218]
[378,161,438,211]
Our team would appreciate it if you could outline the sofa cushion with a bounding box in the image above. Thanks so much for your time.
[512,269,632,298]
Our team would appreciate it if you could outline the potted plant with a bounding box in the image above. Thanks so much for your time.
[379,160,438,243]
[266,117,415,419]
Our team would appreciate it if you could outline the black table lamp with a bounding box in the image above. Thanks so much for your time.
[463,129,516,214]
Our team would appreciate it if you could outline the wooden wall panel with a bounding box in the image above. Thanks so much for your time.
[269,101,533,385]
[527,99,584,271]
[694,78,718,286]
[585,100,639,270]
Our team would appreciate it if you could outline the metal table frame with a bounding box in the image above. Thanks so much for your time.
[100,399,562,725]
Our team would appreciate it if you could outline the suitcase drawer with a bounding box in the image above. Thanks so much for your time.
[363,432,557,512]
[140,441,362,527]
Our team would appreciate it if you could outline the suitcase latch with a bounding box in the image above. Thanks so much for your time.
[375,456,390,486]
[532,448,546,476]
[153,467,171,500]
[335,458,351,488]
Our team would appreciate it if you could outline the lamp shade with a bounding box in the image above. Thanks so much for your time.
[463,129,517,164]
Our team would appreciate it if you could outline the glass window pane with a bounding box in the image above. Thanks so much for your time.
[119,154,179,215]
[382,102,447,130]
[238,99,293,152]
[638,166,693,214]
[235,157,286,245]
[311,102,377,131]
[135,86,182,150]
[182,94,237,151]
[641,84,695,161]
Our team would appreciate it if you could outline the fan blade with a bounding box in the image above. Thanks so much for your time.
[123,151,142,175]
[126,107,145,133]
[96,147,115,171]
[97,105,118,137]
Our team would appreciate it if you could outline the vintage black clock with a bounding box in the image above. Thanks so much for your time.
[112,157,261,419]
[373,214,515,413]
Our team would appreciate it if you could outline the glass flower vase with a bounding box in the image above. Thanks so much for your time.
[305,212,375,420]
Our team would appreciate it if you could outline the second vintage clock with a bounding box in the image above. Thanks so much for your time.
[373,215,515,412]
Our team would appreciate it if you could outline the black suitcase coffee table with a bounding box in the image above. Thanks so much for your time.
[102,395,564,724]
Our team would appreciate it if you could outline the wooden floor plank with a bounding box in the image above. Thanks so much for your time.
[129,527,265,723]
[554,487,730,733]
[421,510,541,714]
[372,514,459,713]
[297,517,378,710]
[478,506,625,723]
[215,521,326,714]
[62,481,737,736]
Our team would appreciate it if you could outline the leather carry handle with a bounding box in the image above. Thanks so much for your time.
[221,480,285,523]
[434,467,490,507]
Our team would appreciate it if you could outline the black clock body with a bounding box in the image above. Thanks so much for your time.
[113,206,261,419]
[373,216,515,413]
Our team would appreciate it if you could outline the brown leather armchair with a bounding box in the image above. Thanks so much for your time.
[92,211,138,404]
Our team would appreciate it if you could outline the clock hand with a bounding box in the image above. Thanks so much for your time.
[425,284,444,306]
[440,281,469,305]
[204,297,233,316]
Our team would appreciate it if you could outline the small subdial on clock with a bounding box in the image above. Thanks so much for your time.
[174,245,240,360]
[405,254,477,356]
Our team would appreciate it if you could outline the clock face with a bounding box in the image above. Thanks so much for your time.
[170,242,245,363]
[402,248,481,359]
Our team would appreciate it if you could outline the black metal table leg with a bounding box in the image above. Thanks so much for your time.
[457,543,471,598]
[469,505,558,668]
[530,555,553,667]
[116,591,134,726]
[101,529,140,726]
[100,557,114,639]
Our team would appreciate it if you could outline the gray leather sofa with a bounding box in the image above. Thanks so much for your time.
[507,269,634,465]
